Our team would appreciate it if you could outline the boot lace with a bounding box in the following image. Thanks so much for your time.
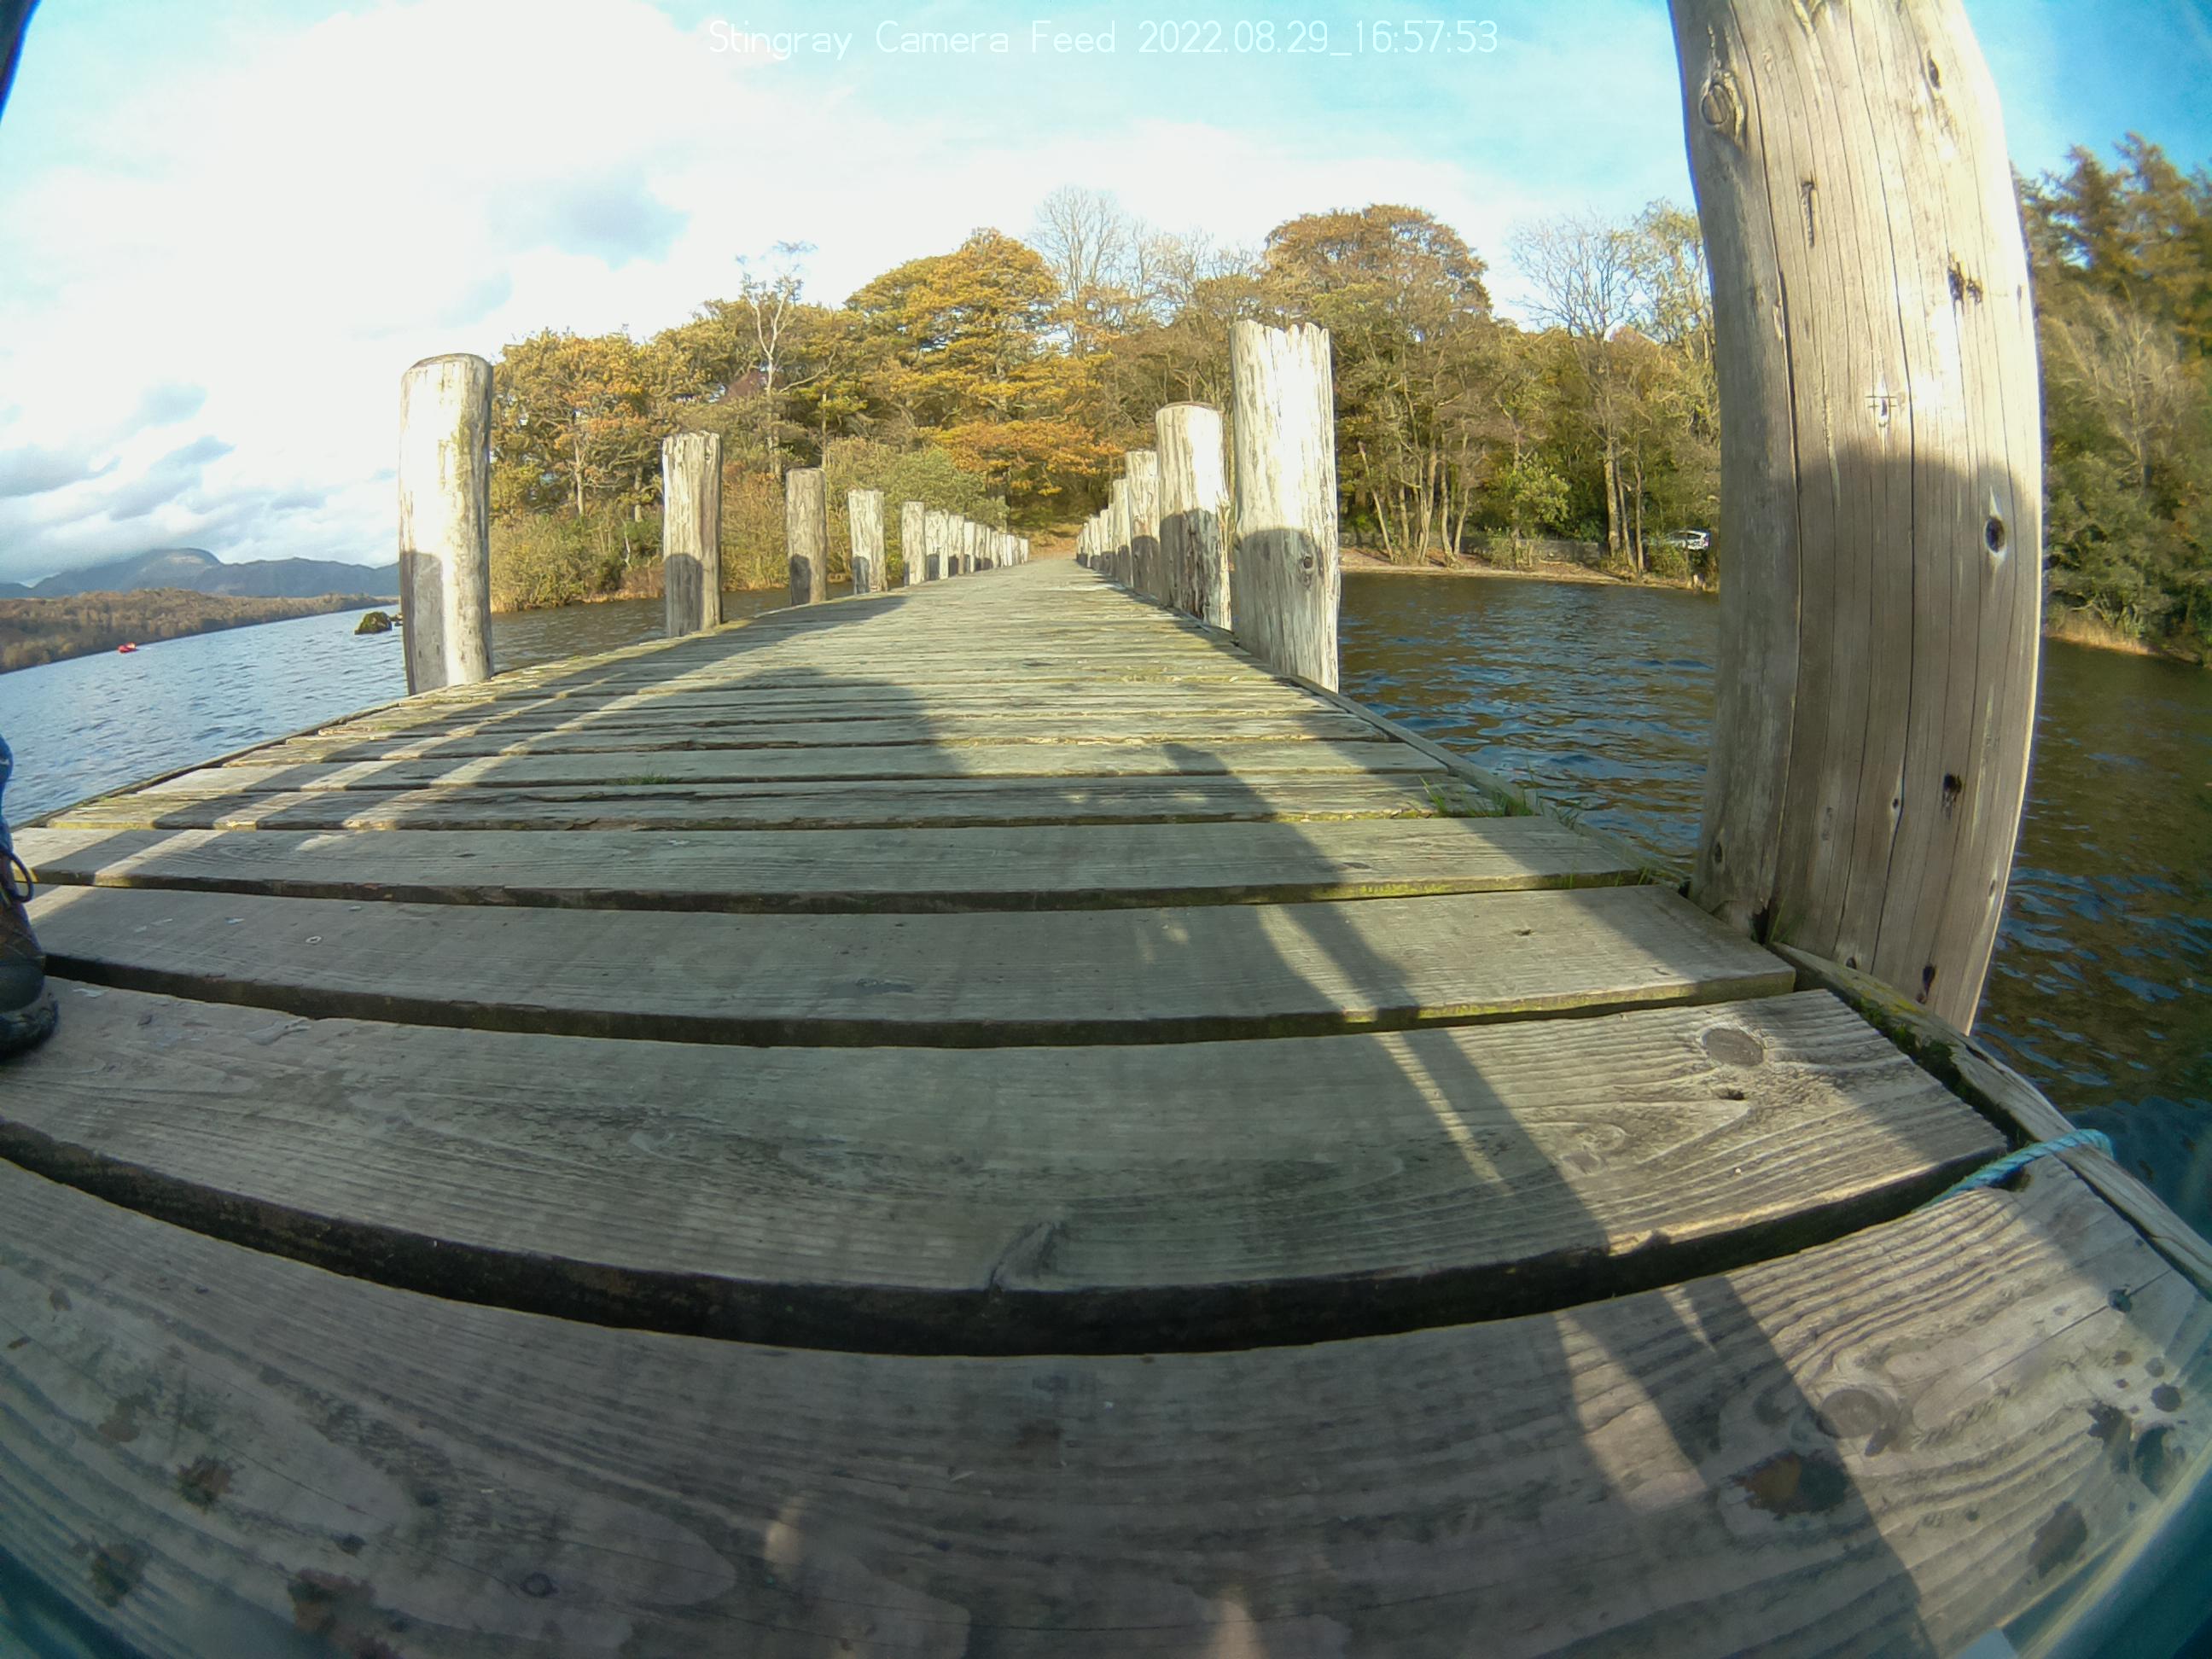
[1,841,31,905]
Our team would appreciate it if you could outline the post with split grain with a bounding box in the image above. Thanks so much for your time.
[397,353,495,694]
[848,488,885,597]
[784,467,829,605]
[900,500,924,587]
[1230,319,1340,690]
[1670,0,2043,1031]
[921,509,946,580]
[661,431,722,637]
[1157,402,1229,627]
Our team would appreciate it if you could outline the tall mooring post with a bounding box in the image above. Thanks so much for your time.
[784,468,828,605]
[848,489,885,597]
[661,431,722,637]
[1156,403,1228,628]
[1230,320,1340,690]
[1670,0,2042,1029]
[1125,450,1162,602]
[398,353,494,694]
[1109,480,1132,588]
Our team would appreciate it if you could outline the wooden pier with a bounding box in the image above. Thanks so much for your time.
[5,0,2212,1650]
[4,558,2210,1654]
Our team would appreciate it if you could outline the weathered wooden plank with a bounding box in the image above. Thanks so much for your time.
[14,818,1635,913]
[331,685,1324,738]
[0,1155,2201,1654]
[249,712,1395,761]
[147,740,1435,796]
[40,773,1479,834]
[27,885,1796,1045]
[1,987,1997,1353]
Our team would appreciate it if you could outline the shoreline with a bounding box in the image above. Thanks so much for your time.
[1342,549,2204,667]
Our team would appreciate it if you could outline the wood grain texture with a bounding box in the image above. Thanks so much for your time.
[148,740,1437,795]
[258,713,1394,760]
[1157,401,1229,626]
[2,987,1997,1350]
[846,487,883,597]
[28,884,1796,1046]
[1231,320,1341,690]
[0,1155,2202,1655]
[1671,0,2043,1029]
[40,771,1481,833]
[899,499,923,586]
[1125,448,1162,601]
[661,431,722,636]
[783,466,827,605]
[1780,945,2212,1301]
[396,354,494,693]
[13,817,1634,913]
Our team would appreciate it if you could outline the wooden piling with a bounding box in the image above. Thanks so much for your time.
[848,489,885,597]
[1230,320,1339,690]
[1125,450,1162,602]
[900,500,924,588]
[1109,480,1132,587]
[398,353,495,694]
[923,509,948,580]
[1157,403,1230,628]
[661,432,722,637]
[784,468,828,606]
[963,521,980,576]
[1670,0,2043,1029]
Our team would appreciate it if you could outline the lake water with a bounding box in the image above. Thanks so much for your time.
[0,572,2203,1230]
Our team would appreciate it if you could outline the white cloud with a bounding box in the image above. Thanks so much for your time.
[0,0,1692,585]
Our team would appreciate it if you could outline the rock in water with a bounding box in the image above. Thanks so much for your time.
[355,611,393,635]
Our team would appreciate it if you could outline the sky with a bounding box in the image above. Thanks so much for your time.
[0,0,2208,585]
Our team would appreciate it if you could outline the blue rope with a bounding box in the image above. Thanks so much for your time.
[1935,1129,2116,1202]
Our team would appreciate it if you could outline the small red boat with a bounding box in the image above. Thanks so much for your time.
[116,642,138,654]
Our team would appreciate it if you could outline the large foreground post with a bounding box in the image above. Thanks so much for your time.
[398,353,494,693]
[900,500,924,587]
[1670,0,2042,1029]
[784,468,828,605]
[661,432,722,637]
[1157,403,1229,626]
[848,488,885,596]
[1230,321,1339,689]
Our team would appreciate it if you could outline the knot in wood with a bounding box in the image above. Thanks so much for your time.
[1699,73,1744,141]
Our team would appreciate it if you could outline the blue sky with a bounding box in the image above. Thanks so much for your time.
[1,0,2207,583]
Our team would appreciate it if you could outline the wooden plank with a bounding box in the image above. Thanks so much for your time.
[14,818,1638,913]
[143,741,1436,796]
[259,712,1391,759]
[26,884,1796,1045]
[0,1155,2203,1653]
[1781,945,2212,1301]
[3,986,1998,1351]
[40,773,1480,833]
[325,690,1336,740]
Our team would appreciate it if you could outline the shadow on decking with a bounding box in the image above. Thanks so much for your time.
[1,568,1978,1650]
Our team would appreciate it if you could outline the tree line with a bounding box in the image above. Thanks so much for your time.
[0,591,387,674]
[486,135,2209,659]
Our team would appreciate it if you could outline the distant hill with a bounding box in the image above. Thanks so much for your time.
[1,589,393,674]
[0,582,28,600]
[24,547,400,601]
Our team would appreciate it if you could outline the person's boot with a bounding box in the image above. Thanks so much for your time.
[1,840,56,1057]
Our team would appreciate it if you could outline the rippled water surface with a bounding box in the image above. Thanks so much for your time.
[1342,569,2211,1231]
[2,573,2203,1231]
